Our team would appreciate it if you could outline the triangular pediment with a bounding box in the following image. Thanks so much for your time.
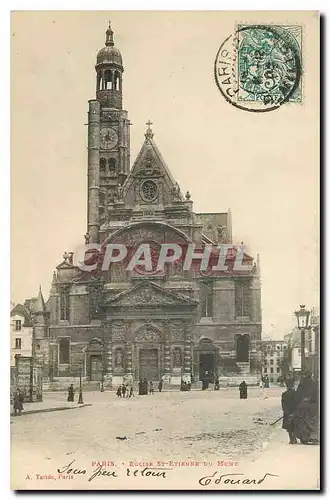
[122,128,186,207]
[106,281,197,308]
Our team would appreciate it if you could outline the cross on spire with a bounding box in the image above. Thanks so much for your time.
[145,119,154,139]
[105,20,114,46]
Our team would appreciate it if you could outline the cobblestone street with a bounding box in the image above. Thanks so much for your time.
[11,387,319,490]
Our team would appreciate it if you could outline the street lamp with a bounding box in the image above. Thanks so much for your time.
[295,305,311,373]
[78,360,84,405]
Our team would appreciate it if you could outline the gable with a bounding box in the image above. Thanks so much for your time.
[106,281,197,308]
[122,131,184,208]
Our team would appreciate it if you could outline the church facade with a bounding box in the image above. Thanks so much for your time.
[33,24,262,387]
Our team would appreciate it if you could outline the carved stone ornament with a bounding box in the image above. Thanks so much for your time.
[134,325,161,343]
[170,321,185,341]
[112,322,126,341]
[119,287,177,306]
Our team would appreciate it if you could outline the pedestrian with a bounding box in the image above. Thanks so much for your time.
[149,381,154,395]
[259,379,266,398]
[143,378,148,395]
[13,389,23,416]
[125,383,129,397]
[214,375,220,391]
[294,372,319,444]
[239,380,248,399]
[67,384,75,402]
[138,379,143,395]
[122,384,127,398]
[158,379,163,392]
[116,385,122,398]
[129,385,134,398]
[281,379,297,444]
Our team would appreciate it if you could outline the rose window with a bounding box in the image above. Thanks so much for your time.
[141,180,158,202]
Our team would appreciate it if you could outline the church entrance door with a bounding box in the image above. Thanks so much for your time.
[139,349,158,381]
[199,353,215,381]
[90,355,102,381]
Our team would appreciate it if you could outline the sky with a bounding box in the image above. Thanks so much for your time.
[11,10,319,339]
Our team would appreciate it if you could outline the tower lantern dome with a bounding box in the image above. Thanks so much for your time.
[96,22,123,69]
[95,22,124,109]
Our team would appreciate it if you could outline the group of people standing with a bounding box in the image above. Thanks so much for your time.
[281,372,319,445]
[116,383,134,398]
[138,379,162,395]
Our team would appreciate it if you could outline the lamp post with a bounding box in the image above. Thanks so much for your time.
[78,360,84,405]
[295,305,311,374]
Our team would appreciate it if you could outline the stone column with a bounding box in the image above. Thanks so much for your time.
[104,325,112,380]
[183,327,192,381]
[87,99,100,243]
[163,323,171,383]
[125,343,132,376]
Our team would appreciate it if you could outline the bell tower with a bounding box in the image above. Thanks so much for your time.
[87,23,131,242]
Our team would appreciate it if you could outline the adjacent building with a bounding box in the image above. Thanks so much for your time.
[261,340,288,383]
[30,24,262,387]
[10,303,33,367]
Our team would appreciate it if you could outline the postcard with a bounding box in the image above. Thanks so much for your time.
[11,10,320,490]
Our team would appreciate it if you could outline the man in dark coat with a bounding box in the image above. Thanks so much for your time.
[116,385,122,398]
[122,384,127,398]
[239,381,248,399]
[67,384,75,402]
[214,375,220,391]
[143,379,148,395]
[294,372,319,444]
[13,389,23,416]
[281,379,297,444]
[158,379,163,392]
[138,379,143,395]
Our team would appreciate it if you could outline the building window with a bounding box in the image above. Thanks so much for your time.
[60,288,70,321]
[15,338,21,349]
[235,281,251,318]
[100,157,106,173]
[108,158,116,174]
[276,368,280,373]
[200,282,213,318]
[15,320,21,331]
[59,338,70,364]
[264,367,267,373]
[270,359,274,365]
[141,180,158,202]
[270,367,274,374]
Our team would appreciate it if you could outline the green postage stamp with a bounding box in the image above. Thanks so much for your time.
[215,24,302,112]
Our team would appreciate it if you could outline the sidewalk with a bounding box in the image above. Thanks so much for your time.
[237,426,320,490]
[11,399,91,416]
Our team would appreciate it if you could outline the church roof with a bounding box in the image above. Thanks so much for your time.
[123,122,178,195]
[96,22,123,68]
[34,286,46,314]
[10,303,33,327]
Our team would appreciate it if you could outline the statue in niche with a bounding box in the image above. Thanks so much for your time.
[173,349,182,368]
[117,183,123,201]
[84,232,90,244]
[115,349,124,368]
[216,225,228,242]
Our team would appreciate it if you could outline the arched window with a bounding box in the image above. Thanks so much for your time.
[200,282,213,318]
[100,157,106,173]
[235,281,251,318]
[104,70,112,90]
[59,338,70,364]
[108,158,116,173]
[60,287,70,320]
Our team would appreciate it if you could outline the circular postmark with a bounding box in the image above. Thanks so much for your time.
[214,25,302,112]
